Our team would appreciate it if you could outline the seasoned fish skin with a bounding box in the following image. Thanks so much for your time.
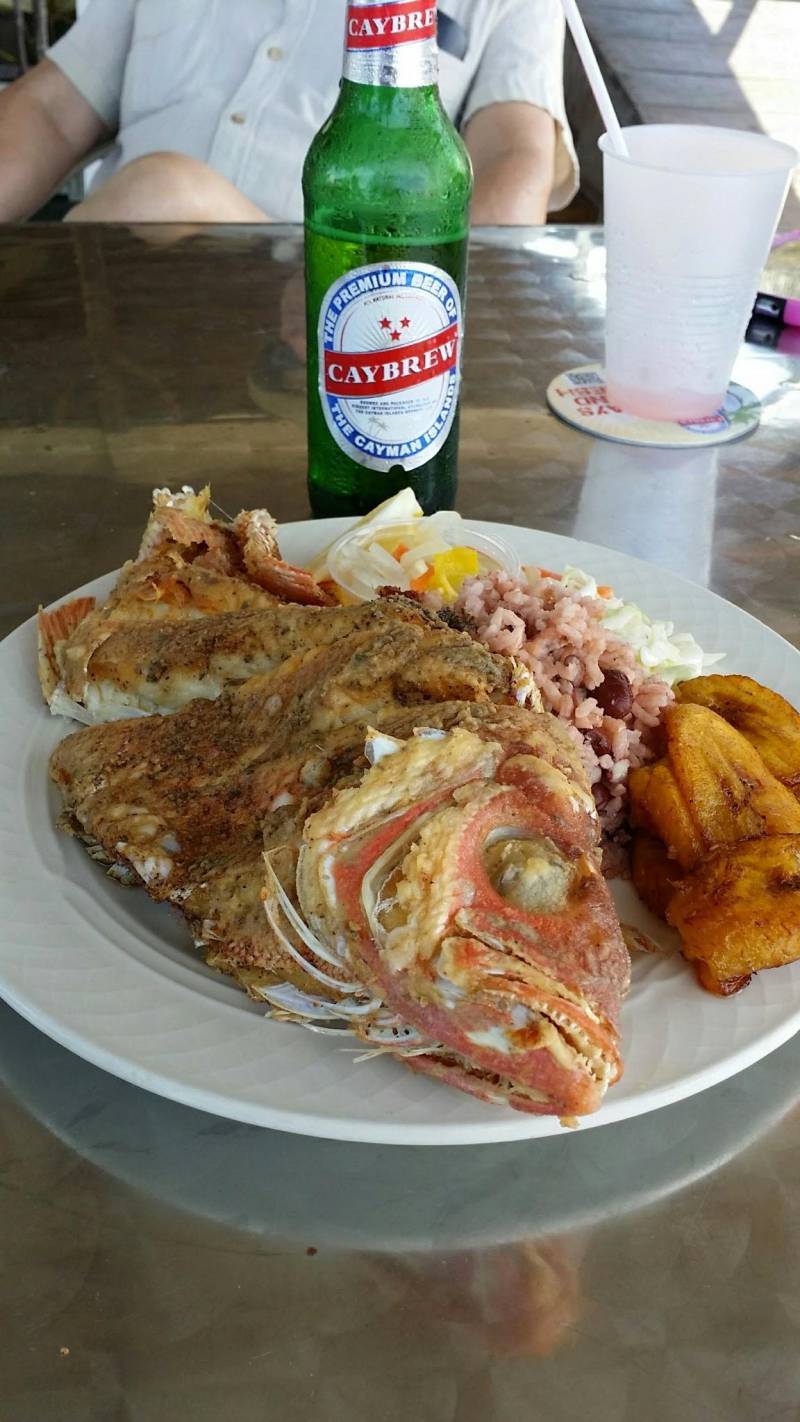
[50,614,536,970]
[70,596,444,717]
[51,648,627,1118]
[38,484,338,721]
[51,610,532,803]
[52,703,539,985]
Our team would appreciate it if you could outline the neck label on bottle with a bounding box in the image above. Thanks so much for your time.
[319,259,462,474]
[347,2,436,48]
[344,0,438,86]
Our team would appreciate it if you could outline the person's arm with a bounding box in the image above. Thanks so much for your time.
[0,0,138,221]
[459,0,579,222]
[0,59,108,220]
[465,101,556,226]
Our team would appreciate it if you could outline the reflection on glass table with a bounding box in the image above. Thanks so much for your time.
[1,999,798,1254]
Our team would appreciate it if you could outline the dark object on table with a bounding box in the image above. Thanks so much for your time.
[752,291,800,329]
[746,314,800,358]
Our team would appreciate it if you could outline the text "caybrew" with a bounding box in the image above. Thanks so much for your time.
[347,2,437,50]
[325,322,459,399]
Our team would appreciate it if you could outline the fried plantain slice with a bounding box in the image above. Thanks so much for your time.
[668,834,800,994]
[664,704,800,857]
[629,760,704,871]
[676,674,800,795]
[630,833,685,921]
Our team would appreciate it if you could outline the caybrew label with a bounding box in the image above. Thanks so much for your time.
[346,1,437,49]
[344,0,439,87]
[319,260,462,473]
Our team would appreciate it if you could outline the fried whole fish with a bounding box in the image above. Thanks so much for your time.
[50,630,628,1118]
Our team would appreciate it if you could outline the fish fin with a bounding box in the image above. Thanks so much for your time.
[36,596,95,703]
[235,508,335,607]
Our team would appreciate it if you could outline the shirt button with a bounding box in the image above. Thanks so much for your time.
[267,45,283,61]
[230,112,246,125]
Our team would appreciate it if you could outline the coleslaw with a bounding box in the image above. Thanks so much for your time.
[551,566,725,686]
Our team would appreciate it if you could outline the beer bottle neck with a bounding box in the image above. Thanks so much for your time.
[343,1,439,90]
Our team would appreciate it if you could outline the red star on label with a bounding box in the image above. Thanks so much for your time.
[400,317,411,328]
[379,317,392,330]
[390,329,402,341]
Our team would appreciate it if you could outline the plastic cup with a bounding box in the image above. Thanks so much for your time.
[599,125,797,422]
[327,521,520,602]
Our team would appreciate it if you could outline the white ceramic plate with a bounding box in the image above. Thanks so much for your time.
[3,999,798,1251]
[2,520,800,1146]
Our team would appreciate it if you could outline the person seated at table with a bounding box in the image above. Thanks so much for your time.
[0,0,578,227]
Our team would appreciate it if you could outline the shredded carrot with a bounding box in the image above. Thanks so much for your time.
[597,585,614,599]
[538,568,562,580]
[392,542,410,562]
[410,568,433,594]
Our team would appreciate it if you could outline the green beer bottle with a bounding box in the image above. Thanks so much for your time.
[303,0,473,518]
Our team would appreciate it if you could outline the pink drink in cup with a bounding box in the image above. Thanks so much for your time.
[600,126,797,423]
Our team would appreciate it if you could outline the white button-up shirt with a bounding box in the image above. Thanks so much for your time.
[50,0,578,219]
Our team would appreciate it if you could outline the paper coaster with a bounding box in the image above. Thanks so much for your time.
[546,364,761,448]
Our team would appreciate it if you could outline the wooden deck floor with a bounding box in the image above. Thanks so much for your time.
[582,0,800,227]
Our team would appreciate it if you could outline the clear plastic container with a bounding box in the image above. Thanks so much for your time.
[600,125,797,421]
[326,518,521,604]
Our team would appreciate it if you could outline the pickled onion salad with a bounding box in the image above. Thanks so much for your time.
[324,507,520,604]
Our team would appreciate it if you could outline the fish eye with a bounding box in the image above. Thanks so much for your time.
[482,832,575,915]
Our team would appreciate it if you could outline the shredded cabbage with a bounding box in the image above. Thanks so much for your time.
[553,566,724,687]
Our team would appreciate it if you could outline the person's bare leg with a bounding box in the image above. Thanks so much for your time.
[66,151,269,224]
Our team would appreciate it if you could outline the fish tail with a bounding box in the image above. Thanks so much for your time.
[36,596,95,701]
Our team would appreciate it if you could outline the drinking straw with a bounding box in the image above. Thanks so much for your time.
[561,0,629,157]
